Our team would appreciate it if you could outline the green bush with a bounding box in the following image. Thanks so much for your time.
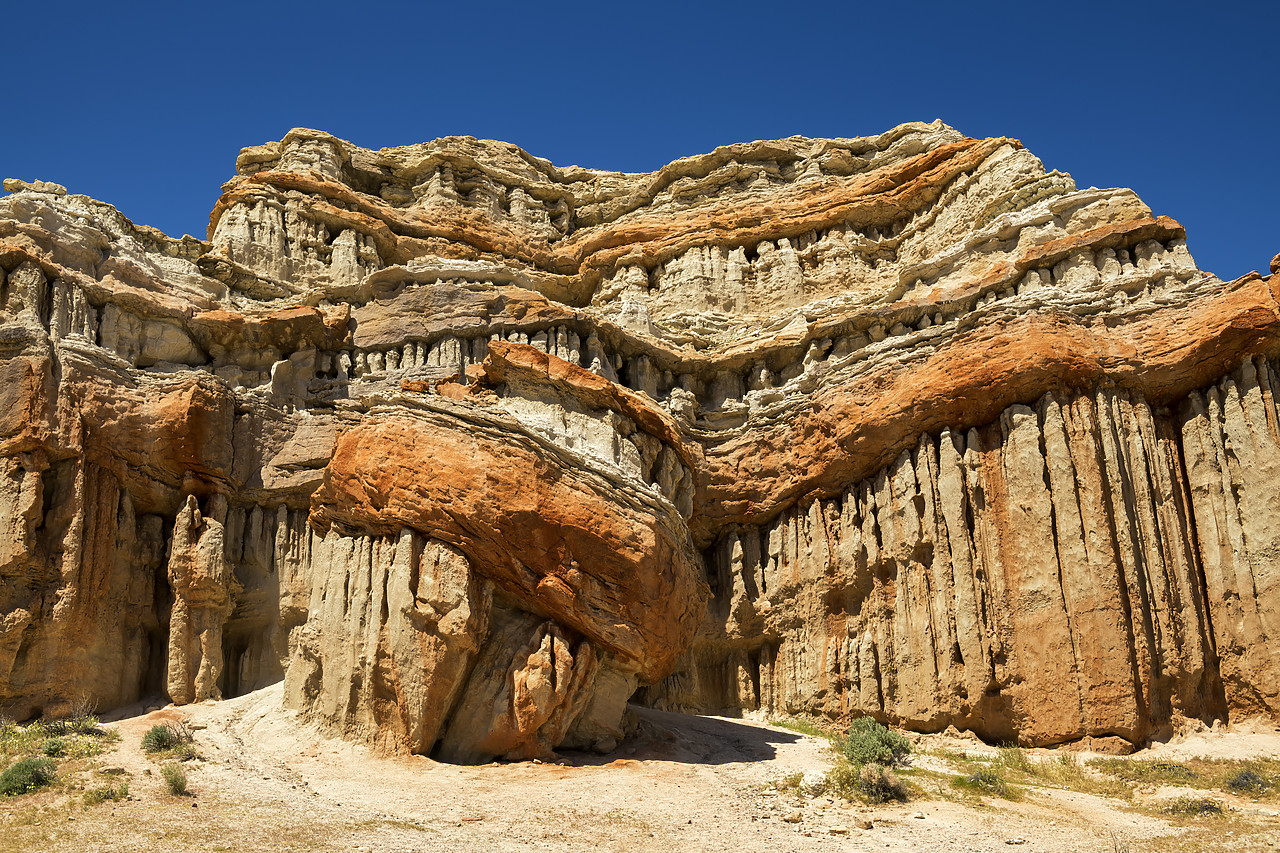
[0,757,57,796]
[141,722,192,754]
[40,738,65,757]
[141,724,178,752]
[160,762,188,796]
[841,717,911,768]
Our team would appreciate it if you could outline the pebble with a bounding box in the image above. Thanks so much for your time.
[783,810,803,823]
[912,811,926,819]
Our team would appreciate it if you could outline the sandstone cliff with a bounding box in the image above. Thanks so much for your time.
[1,122,1277,757]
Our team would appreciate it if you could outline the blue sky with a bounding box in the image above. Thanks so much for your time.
[4,1,1276,279]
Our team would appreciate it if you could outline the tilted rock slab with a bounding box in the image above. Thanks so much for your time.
[1,121,1278,756]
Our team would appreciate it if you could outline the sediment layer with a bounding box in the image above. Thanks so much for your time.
[1,122,1277,757]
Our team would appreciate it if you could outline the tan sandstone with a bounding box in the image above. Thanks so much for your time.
[0,121,1277,757]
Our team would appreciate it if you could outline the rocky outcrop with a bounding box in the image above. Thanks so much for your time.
[659,388,1224,745]
[166,494,238,705]
[1,122,1278,755]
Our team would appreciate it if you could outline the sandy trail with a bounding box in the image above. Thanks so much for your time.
[1,684,1278,852]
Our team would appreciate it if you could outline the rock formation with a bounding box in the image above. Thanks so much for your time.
[1,122,1278,757]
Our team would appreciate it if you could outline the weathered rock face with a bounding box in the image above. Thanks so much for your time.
[0,123,1277,754]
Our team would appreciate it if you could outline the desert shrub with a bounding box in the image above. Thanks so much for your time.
[825,761,858,796]
[841,717,911,768]
[0,720,42,760]
[141,722,193,754]
[82,782,128,806]
[1163,796,1225,816]
[161,762,188,796]
[68,693,97,720]
[855,763,907,803]
[56,695,101,736]
[39,738,65,757]
[141,724,178,752]
[65,713,100,736]
[827,761,908,803]
[1225,768,1268,795]
[952,766,1013,798]
[997,746,1033,774]
[0,757,56,796]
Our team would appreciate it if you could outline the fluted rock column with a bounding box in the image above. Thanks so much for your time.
[166,494,239,705]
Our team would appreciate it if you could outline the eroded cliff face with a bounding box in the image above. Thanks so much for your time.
[1,122,1277,756]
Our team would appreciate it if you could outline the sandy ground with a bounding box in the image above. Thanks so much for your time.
[2,684,1279,852]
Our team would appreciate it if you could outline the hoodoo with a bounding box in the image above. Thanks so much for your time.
[1,122,1278,759]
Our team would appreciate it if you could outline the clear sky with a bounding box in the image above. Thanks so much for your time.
[4,1,1276,280]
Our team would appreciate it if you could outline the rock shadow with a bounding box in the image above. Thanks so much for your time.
[562,705,805,767]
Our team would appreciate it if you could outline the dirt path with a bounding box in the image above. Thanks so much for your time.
[2,685,1279,852]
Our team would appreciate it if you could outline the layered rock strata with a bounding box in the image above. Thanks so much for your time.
[0,123,1277,756]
